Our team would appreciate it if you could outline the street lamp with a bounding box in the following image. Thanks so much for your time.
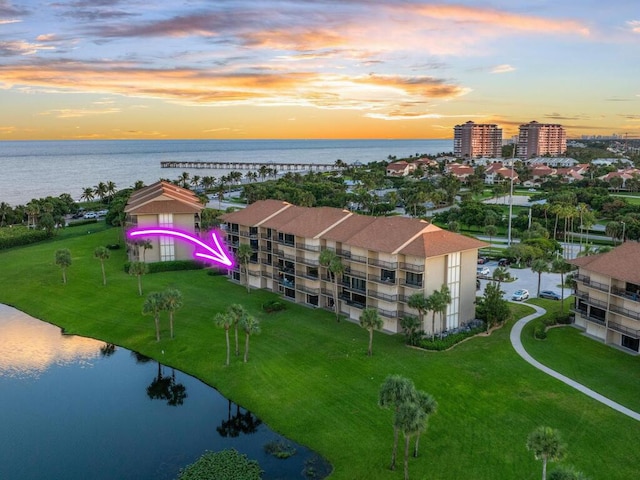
[621,221,626,244]
[507,144,516,247]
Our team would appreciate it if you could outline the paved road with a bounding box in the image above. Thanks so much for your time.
[510,303,640,421]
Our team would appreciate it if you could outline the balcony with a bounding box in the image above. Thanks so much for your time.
[368,274,397,285]
[259,245,272,252]
[296,256,320,267]
[344,269,367,280]
[296,243,321,252]
[378,308,399,318]
[297,284,320,295]
[260,232,272,240]
[341,280,366,294]
[399,262,424,273]
[369,258,398,269]
[280,278,295,289]
[339,294,366,309]
[608,321,640,339]
[367,290,398,303]
[275,250,296,262]
[341,251,367,263]
[611,286,640,303]
[575,274,609,293]
[609,303,640,322]
[401,280,423,289]
[296,271,319,281]
[277,237,295,247]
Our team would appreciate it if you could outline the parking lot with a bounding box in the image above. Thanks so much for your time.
[477,259,568,302]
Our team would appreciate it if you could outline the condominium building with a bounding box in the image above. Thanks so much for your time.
[124,181,204,263]
[453,121,503,158]
[221,200,486,334]
[568,242,640,353]
[517,121,566,158]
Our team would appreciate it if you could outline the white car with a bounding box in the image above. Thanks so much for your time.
[477,266,490,277]
[83,212,97,219]
[512,289,530,301]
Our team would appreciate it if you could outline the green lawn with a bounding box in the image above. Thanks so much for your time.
[1,226,639,480]
[522,298,640,413]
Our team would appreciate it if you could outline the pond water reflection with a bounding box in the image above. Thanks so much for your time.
[0,304,330,480]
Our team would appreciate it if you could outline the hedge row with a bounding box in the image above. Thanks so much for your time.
[416,326,485,351]
[123,259,207,274]
[0,226,51,250]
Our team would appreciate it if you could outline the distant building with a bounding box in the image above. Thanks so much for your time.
[385,161,415,177]
[124,181,204,263]
[484,163,519,185]
[453,121,503,159]
[517,121,566,158]
[569,242,640,353]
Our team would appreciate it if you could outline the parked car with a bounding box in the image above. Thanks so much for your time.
[512,289,530,301]
[477,266,490,277]
[83,212,97,219]
[539,290,561,300]
[498,258,510,267]
[477,256,488,265]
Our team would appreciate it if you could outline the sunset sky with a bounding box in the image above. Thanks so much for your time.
[0,1,638,140]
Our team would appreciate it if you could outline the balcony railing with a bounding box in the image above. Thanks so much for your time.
[609,304,640,322]
[341,280,367,294]
[575,274,609,293]
[275,250,296,262]
[585,314,606,326]
[296,256,320,267]
[341,251,367,263]
[369,258,398,269]
[259,245,272,252]
[368,274,397,285]
[297,284,320,295]
[378,308,399,318]
[401,280,423,289]
[277,237,295,247]
[399,262,424,273]
[608,321,640,339]
[296,243,321,252]
[296,271,320,281]
[339,294,366,309]
[367,290,398,303]
[611,286,640,303]
[260,232,272,240]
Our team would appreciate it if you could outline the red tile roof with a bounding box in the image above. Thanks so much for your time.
[568,241,640,285]
[125,181,203,215]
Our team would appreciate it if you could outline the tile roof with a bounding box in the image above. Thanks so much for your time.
[568,241,640,285]
[224,200,487,258]
[125,181,203,215]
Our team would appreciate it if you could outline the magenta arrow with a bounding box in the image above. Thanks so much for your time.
[128,228,234,268]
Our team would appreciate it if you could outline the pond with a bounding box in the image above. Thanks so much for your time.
[0,304,331,480]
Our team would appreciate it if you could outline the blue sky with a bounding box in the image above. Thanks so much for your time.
[0,0,638,140]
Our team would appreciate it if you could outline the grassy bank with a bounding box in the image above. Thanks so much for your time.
[1,226,639,479]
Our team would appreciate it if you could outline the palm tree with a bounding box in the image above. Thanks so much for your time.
[80,187,95,203]
[484,224,498,247]
[54,248,72,284]
[526,426,566,480]
[552,258,573,313]
[227,304,247,357]
[359,308,384,356]
[162,288,183,339]
[413,390,437,457]
[236,243,254,293]
[128,261,148,296]
[379,374,417,471]
[0,201,11,226]
[178,171,190,188]
[319,249,344,322]
[142,292,165,342]
[94,246,110,286]
[106,181,117,202]
[241,314,260,363]
[407,293,430,334]
[492,266,509,289]
[138,239,153,262]
[94,182,108,203]
[432,284,451,339]
[395,401,426,480]
[531,258,549,297]
[214,312,232,366]
[605,220,623,245]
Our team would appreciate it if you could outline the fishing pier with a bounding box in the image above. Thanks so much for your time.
[160,161,342,171]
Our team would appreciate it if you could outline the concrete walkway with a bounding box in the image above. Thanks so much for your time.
[510,303,640,421]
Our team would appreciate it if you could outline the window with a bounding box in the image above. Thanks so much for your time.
[621,335,639,352]
[158,213,175,261]
[381,269,396,282]
[405,272,422,287]
[352,277,366,293]
[445,252,460,330]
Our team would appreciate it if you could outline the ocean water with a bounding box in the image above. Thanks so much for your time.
[0,139,452,206]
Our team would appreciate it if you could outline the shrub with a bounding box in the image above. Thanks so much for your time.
[106,244,120,250]
[177,449,262,480]
[67,218,98,227]
[262,300,287,313]
[534,324,547,340]
[556,313,573,325]
[541,316,557,328]
[416,326,484,351]
[0,226,51,250]
[123,260,206,274]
